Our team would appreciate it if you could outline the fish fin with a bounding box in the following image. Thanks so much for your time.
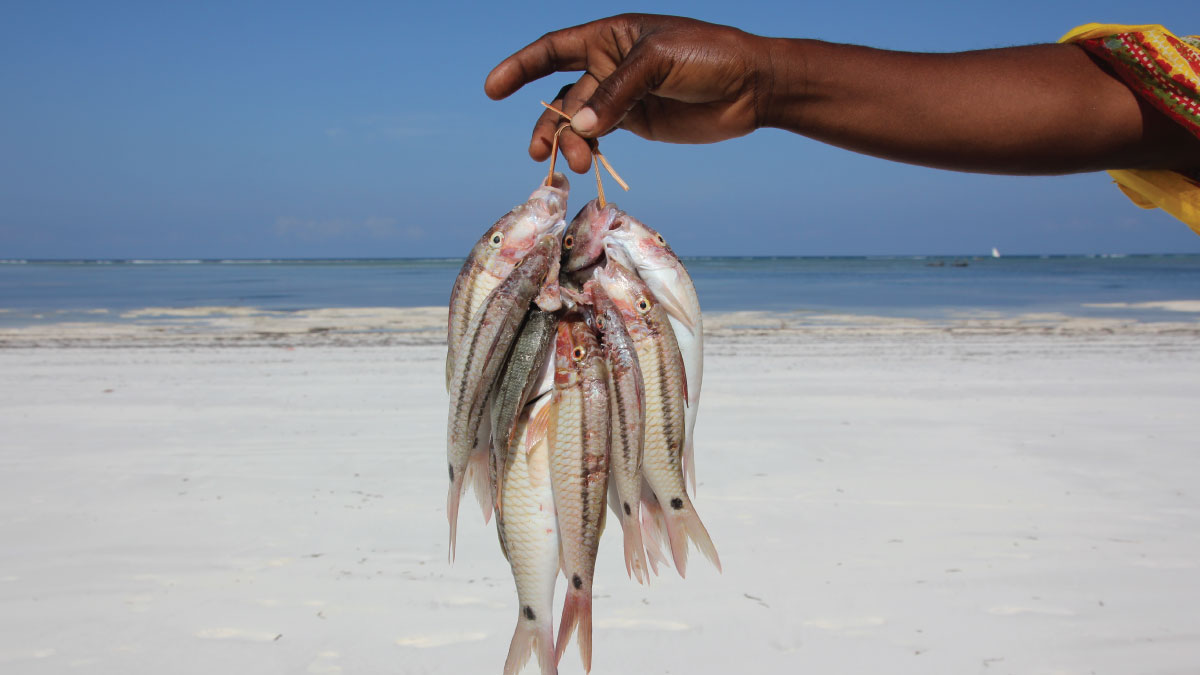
[639,489,670,577]
[661,495,721,578]
[526,399,553,454]
[503,615,557,675]
[465,447,492,524]
[623,510,649,585]
[555,589,592,671]
[608,479,648,583]
[650,277,696,334]
[445,472,465,563]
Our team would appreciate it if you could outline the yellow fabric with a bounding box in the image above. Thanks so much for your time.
[1111,170,1200,234]
[1059,23,1169,42]
[1060,24,1200,234]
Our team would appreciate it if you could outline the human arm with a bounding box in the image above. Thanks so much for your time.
[484,14,1200,175]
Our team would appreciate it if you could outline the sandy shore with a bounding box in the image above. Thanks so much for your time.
[2,310,1199,674]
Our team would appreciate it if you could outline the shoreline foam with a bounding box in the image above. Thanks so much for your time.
[2,305,1198,349]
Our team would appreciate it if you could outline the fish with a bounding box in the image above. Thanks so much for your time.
[603,214,704,494]
[446,174,568,390]
[498,395,560,675]
[548,314,610,670]
[595,246,719,578]
[588,278,650,584]
[560,200,704,494]
[490,308,558,522]
[446,234,560,561]
[561,198,619,275]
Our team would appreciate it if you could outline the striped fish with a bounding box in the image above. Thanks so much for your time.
[588,279,650,584]
[595,246,719,578]
[446,235,560,561]
[604,215,704,494]
[489,308,558,523]
[498,395,559,675]
[548,314,610,671]
[446,174,568,390]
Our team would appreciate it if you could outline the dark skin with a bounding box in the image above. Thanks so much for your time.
[484,14,1200,176]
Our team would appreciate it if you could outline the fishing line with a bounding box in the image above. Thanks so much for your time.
[539,101,630,203]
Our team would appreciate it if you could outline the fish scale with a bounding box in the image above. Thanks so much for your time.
[637,337,685,495]
[446,174,568,390]
[446,235,559,561]
[548,317,609,671]
[591,281,649,584]
[596,251,719,578]
[499,396,559,675]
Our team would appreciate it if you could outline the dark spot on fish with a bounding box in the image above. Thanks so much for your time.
[523,606,535,620]
[670,497,684,510]
[623,502,631,516]
[572,574,583,589]
[448,464,454,481]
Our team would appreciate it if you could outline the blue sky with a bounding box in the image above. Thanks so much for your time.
[2,1,1198,259]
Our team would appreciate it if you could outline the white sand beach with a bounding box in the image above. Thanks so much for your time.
[2,309,1199,674]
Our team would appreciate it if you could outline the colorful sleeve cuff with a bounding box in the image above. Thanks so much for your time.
[1060,23,1200,234]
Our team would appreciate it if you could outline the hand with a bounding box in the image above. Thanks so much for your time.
[484,14,775,173]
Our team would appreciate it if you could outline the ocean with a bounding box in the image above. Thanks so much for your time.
[2,255,1199,327]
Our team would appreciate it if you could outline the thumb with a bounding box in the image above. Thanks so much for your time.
[572,41,666,137]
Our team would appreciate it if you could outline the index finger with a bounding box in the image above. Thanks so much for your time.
[484,23,596,101]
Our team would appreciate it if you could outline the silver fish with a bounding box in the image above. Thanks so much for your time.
[498,395,559,675]
[446,234,560,561]
[561,198,619,274]
[548,315,609,671]
[446,174,568,390]
[490,308,558,521]
[603,214,703,494]
[596,246,719,578]
[588,279,650,584]
[560,201,704,494]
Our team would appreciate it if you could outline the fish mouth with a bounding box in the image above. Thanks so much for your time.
[545,172,569,192]
[528,173,570,217]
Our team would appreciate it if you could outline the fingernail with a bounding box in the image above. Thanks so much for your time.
[572,108,597,135]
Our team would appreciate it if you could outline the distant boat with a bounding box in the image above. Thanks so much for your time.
[991,247,1001,258]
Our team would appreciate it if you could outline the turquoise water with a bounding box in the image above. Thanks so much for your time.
[2,255,1199,326]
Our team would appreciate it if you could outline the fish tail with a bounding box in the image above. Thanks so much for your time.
[465,447,493,523]
[622,511,649,585]
[607,483,648,583]
[661,496,722,578]
[555,589,592,671]
[503,616,557,675]
[445,472,465,563]
[639,495,669,577]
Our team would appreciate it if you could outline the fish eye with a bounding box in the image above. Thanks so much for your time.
[563,234,574,250]
[636,297,651,314]
[489,231,503,246]
[572,346,585,361]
